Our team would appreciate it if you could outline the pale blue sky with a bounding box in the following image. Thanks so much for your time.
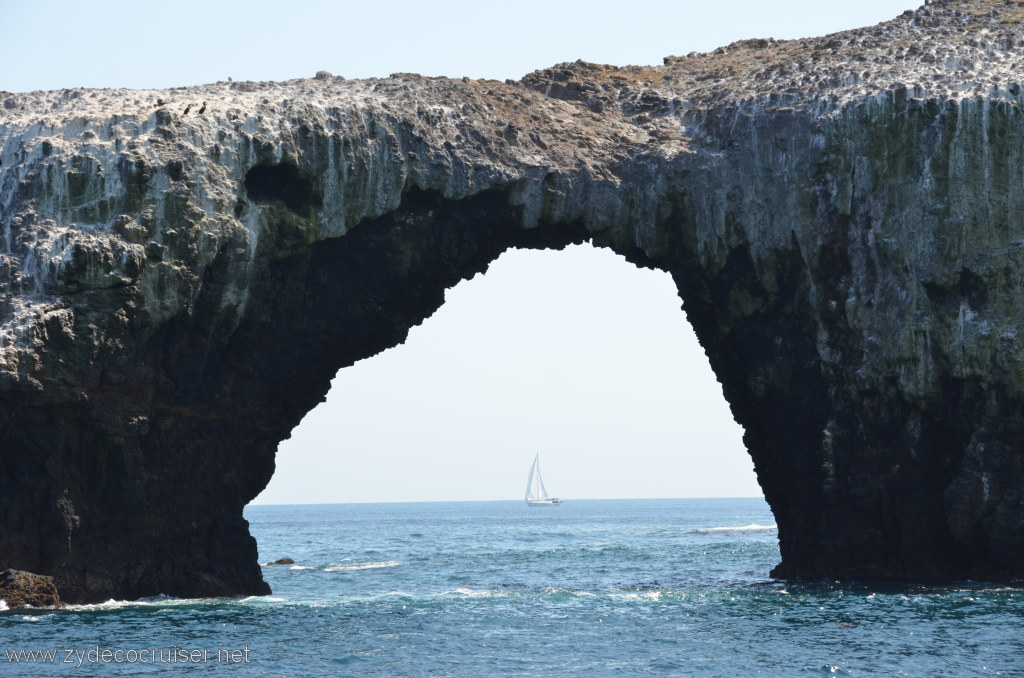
[1,0,915,503]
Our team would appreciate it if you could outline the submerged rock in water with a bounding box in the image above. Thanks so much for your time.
[0,569,63,608]
[3,1,1024,601]
[263,558,295,566]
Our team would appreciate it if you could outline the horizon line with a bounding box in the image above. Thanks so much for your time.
[246,496,766,507]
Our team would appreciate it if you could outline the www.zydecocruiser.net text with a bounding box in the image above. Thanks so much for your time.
[4,646,252,667]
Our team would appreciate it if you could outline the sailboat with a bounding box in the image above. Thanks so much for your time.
[525,454,563,506]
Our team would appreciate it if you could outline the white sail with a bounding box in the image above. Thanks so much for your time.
[536,458,549,498]
[525,454,562,505]
[525,455,539,501]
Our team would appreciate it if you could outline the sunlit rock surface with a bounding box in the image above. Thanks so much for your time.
[3,0,1024,602]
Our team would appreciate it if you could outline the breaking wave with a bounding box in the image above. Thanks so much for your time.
[324,561,403,572]
[444,587,499,598]
[63,595,186,612]
[692,523,778,535]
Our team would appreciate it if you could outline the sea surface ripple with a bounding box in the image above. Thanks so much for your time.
[2,499,1022,676]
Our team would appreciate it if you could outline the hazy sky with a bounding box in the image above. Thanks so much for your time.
[2,0,914,503]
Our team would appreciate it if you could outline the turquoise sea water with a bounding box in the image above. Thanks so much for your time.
[2,498,1023,676]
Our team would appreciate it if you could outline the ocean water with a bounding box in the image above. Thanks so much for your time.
[2,498,1023,676]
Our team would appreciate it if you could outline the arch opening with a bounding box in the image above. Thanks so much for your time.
[252,243,761,506]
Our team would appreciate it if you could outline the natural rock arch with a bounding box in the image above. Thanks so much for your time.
[3,1,1024,602]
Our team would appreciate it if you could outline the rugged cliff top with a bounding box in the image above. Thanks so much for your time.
[1,0,1023,385]
[3,1,1022,190]
[5,0,1024,128]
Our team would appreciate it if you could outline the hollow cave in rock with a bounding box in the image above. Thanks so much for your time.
[244,163,321,213]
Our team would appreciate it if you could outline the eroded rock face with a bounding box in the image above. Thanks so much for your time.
[0,569,62,608]
[3,0,1024,601]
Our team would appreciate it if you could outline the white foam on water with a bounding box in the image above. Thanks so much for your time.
[289,565,315,570]
[63,593,288,612]
[542,587,600,598]
[135,593,179,603]
[65,598,144,611]
[444,587,499,598]
[971,587,1019,595]
[693,523,778,535]
[0,599,8,611]
[324,561,402,572]
[240,595,287,603]
[64,595,200,612]
[612,591,664,601]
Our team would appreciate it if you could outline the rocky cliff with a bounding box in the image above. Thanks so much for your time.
[3,0,1024,603]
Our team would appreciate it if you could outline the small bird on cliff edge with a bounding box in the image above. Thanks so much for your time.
[182,103,192,116]
[198,102,207,115]
[154,97,165,107]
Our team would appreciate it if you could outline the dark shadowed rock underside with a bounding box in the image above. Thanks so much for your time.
[3,0,1024,604]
